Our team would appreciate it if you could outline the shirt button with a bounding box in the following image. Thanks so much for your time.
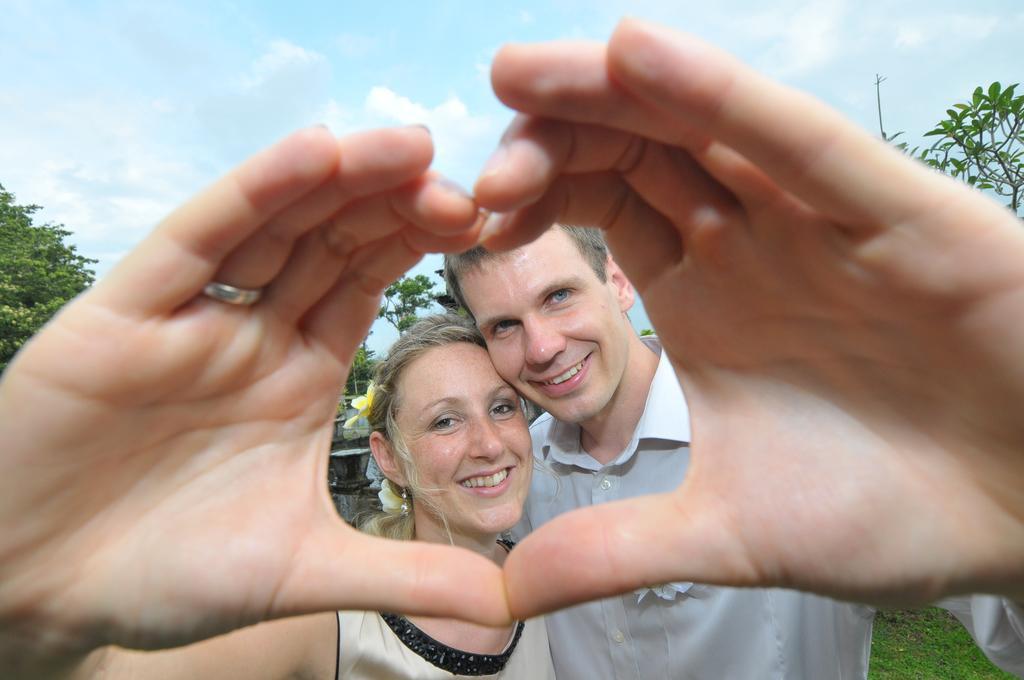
[600,478,612,491]
[612,629,625,643]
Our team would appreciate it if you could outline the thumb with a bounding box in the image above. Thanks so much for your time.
[503,492,757,619]
[273,522,513,627]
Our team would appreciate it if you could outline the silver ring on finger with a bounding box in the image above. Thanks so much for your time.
[202,281,263,306]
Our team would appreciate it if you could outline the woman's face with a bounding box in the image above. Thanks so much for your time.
[395,342,532,542]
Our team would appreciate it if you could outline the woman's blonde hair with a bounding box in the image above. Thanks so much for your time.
[359,313,486,541]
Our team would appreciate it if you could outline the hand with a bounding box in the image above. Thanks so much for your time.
[477,19,1024,617]
[0,126,508,666]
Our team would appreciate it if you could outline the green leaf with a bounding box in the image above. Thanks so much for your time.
[988,81,1002,100]
[972,86,984,107]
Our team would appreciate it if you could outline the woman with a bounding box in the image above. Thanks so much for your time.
[28,314,553,678]
[0,127,522,678]
[342,314,553,678]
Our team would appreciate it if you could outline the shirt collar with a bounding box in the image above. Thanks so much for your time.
[634,336,692,444]
[540,336,691,470]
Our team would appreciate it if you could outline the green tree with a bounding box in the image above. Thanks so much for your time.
[915,82,1022,217]
[344,344,377,398]
[877,77,1022,218]
[1,184,96,373]
[377,274,440,333]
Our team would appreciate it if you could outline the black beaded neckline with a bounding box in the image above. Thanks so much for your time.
[380,613,525,676]
[380,538,521,675]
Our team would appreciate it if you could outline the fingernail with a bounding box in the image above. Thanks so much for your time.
[408,123,432,137]
[479,144,508,179]
[435,177,471,199]
[480,212,509,242]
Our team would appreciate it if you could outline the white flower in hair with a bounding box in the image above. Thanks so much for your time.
[344,383,376,429]
[378,478,406,514]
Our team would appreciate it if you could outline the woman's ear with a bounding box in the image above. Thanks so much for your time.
[369,431,409,487]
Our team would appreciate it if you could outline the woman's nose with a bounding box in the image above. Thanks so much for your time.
[469,417,505,459]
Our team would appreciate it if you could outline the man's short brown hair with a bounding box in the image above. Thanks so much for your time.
[442,225,608,319]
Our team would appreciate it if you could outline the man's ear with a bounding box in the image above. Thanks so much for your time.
[606,255,636,313]
[369,431,409,487]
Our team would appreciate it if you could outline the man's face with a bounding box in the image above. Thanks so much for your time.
[460,228,635,426]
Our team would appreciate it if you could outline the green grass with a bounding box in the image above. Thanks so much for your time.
[869,607,1017,679]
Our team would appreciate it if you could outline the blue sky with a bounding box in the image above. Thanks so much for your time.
[2,0,1021,352]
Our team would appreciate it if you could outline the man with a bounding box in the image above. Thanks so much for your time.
[444,224,1024,678]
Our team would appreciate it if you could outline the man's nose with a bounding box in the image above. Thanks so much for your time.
[523,318,565,366]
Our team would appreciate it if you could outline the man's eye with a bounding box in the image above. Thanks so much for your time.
[550,289,570,304]
[492,320,518,336]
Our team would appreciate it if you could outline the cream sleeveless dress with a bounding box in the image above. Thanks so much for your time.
[336,610,555,679]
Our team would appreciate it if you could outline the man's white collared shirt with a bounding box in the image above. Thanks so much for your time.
[515,338,1024,679]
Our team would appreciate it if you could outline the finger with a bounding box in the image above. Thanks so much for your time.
[605,19,942,227]
[266,176,478,321]
[301,237,425,361]
[475,115,648,213]
[503,492,753,619]
[489,41,709,152]
[93,126,437,317]
[480,173,685,293]
[208,174,349,291]
[93,127,341,316]
[476,125,744,292]
[488,18,957,229]
[399,222,483,255]
[208,126,438,295]
[278,524,511,626]
[694,141,793,214]
[478,116,739,226]
[323,174,477,251]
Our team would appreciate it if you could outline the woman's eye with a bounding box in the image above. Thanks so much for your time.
[432,416,455,430]
[492,402,517,417]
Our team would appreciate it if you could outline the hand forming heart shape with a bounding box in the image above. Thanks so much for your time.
[0,17,1022,677]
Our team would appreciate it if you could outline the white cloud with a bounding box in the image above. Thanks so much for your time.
[360,86,502,184]
[196,40,333,159]
[318,99,354,132]
[892,12,998,52]
[745,0,848,77]
[335,32,380,59]
[943,13,999,41]
[475,61,490,84]
[365,86,435,123]
[0,90,206,277]
[895,27,925,49]
[240,40,327,90]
